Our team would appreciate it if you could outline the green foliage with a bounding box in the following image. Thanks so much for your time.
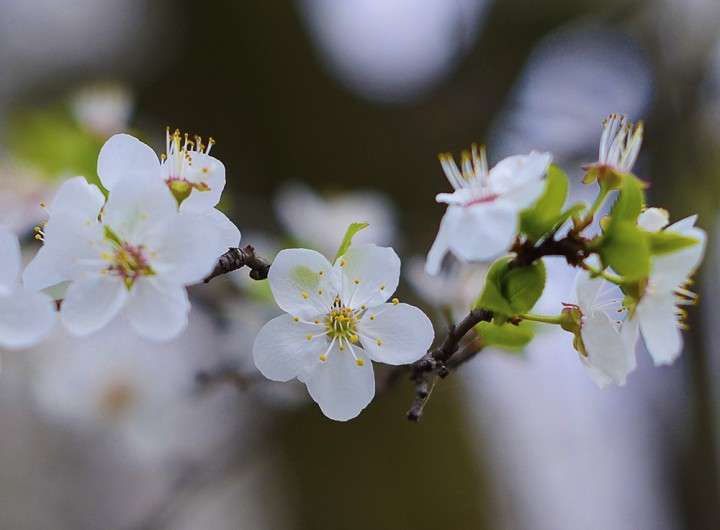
[475,320,533,350]
[519,164,568,240]
[646,230,701,256]
[6,106,105,188]
[594,176,650,279]
[333,223,369,264]
[476,257,546,321]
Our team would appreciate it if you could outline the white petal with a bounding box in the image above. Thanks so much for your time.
[335,244,400,308]
[425,205,462,275]
[0,224,21,293]
[571,269,604,312]
[0,290,56,349]
[176,153,225,213]
[124,279,190,341]
[151,212,223,285]
[650,220,706,289]
[489,151,551,196]
[61,278,127,336]
[22,245,67,292]
[358,303,434,365]
[637,208,669,232]
[636,295,683,365]
[450,202,517,262]
[194,208,241,257]
[497,178,547,210]
[268,248,335,319]
[579,312,636,387]
[97,134,160,190]
[304,345,375,421]
[253,314,327,382]
[102,174,178,240]
[49,176,105,218]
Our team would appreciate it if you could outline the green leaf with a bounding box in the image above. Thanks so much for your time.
[6,106,105,188]
[520,164,569,241]
[476,257,546,319]
[609,175,645,222]
[647,231,701,256]
[596,220,650,279]
[333,222,369,264]
[475,320,534,350]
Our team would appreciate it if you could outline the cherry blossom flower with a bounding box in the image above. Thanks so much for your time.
[97,130,240,254]
[253,245,434,421]
[0,223,56,350]
[569,268,636,388]
[23,175,221,340]
[631,209,706,365]
[584,114,644,180]
[425,145,552,275]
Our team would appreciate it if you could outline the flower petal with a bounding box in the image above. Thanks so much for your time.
[194,208,241,257]
[489,151,551,197]
[637,208,669,232]
[175,153,226,213]
[304,345,375,421]
[358,302,434,365]
[97,134,160,190]
[0,224,21,293]
[267,248,335,319]
[571,269,604,312]
[636,295,683,365]
[123,278,190,341]
[580,312,636,388]
[253,314,326,382]
[425,205,462,275]
[0,290,56,349]
[22,245,67,292]
[49,176,105,218]
[61,278,127,336]
[450,202,517,262]
[335,244,400,308]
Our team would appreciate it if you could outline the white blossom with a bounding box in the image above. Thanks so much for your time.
[425,145,551,275]
[0,223,56,351]
[253,245,434,421]
[632,209,706,365]
[97,130,240,254]
[570,269,636,388]
[593,113,644,174]
[23,175,221,340]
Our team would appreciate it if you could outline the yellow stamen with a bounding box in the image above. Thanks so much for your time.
[318,289,323,295]
[354,279,360,285]
[293,316,300,322]
[392,298,399,305]
[301,291,309,299]
[319,355,327,362]
[306,333,313,340]
[340,259,346,266]
[339,344,345,351]
[380,285,385,290]
[350,334,359,343]
[376,339,382,346]
[369,315,375,320]
[356,359,364,367]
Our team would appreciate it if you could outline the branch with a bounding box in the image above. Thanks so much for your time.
[406,307,492,421]
[509,233,588,269]
[204,245,271,283]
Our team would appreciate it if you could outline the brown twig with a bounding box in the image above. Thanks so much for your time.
[406,307,492,421]
[509,233,588,269]
[204,245,271,283]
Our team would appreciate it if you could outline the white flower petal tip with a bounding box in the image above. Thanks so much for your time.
[426,146,550,273]
[594,113,644,174]
[254,245,434,421]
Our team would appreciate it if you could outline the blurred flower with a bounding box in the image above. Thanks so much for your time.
[490,29,653,173]
[568,269,636,388]
[253,245,434,420]
[274,182,396,256]
[298,0,490,103]
[28,307,245,464]
[406,255,488,321]
[0,161,56,236]
[24,175,221,340]
[70,82,134,138]
[0,223,55,351]
[630,211,706,365]
[425,145,551,275]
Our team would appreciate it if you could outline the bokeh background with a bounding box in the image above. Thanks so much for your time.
[1,0,720,528]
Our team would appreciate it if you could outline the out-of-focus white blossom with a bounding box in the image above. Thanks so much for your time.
[70,82,134,137]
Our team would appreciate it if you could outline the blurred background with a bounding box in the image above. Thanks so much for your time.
[1,0,720,528]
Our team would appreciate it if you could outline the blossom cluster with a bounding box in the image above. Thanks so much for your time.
[1,113,707,422]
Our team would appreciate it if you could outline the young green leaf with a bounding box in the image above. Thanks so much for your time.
[646,230,701,256]
[596,220,650,279]
[333,223,369,264]
[520,164,569,241]
[476,257,546,319]
[475,320,534,350]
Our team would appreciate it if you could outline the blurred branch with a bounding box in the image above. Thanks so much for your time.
[204,245,271,282]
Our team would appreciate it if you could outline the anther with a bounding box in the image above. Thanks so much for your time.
[356,359,364,367]
[318,289,323,295]
[392,298,399,305]
[369,315,375,320]
[319,355,327,362]
[301,291,309,299]
[380,285,385,290]
[340,259,346,266]
[293,316,300,322]
[354,279,360,285]
[376,339,382,346]
[306,333,313,340]
[350,335,359,343]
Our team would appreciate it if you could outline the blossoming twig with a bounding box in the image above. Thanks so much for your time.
[204,245,271,282]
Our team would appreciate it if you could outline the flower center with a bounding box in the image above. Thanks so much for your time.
[102,226,155,289]
[325,304,360,343]
[161,128,214,205]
